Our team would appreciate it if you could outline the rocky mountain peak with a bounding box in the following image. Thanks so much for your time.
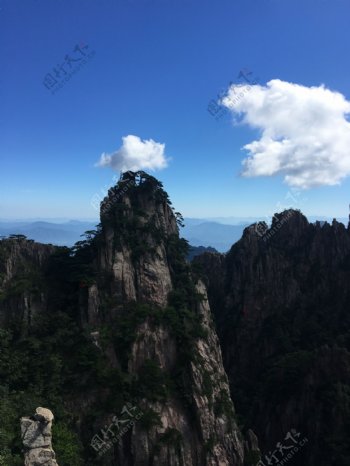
[100,170,178,235]
[94,171,180,308]
[1,173,259,466]
[196,207,350,466]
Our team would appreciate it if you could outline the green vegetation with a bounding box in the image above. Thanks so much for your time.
[152,428,183,459]
[316,382,350,466]
[202,370,214,399]
[214,389,235,420]
[204,435,216,453]
[132,359,173,402]
[158,428,182,448]
[0,174,214,464]
[0,317,95,464]
[262,350,315,401]
[53,423,83,466]
[138,409,162,431]
[244,450,261,466]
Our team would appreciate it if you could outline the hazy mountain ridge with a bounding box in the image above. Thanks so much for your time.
[2,216,346,252]
[0,220,98,246]
[0,219,245,251]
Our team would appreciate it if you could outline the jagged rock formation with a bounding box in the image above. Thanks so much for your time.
[81,171,248,465]
[0,172,258,465]
[21,407,58,465]
[195,210,350,466]
[98,171,177,308]
[3,179,350,465]
[0,237,55,326]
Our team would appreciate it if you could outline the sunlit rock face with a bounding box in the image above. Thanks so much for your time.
[98,171,177,308]
[84,171,249,465]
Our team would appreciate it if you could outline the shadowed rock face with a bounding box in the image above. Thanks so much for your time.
[21,407,58,466]
[0,238,56,326]
[195,211,350,466]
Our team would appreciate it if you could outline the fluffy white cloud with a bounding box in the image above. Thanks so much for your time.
[221,79,350,189]
[96,135,168,172]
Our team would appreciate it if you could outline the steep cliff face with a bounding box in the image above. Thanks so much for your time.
[98,171,177,308]
[116,281,245,466]
[196,210,350,466]
[78,172,248,465]
[0,172,256,466]
[0,237,56,327]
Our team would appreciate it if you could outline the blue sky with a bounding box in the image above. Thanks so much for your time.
[1,0,350,220]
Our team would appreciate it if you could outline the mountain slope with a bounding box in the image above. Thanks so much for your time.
[0,172,257,466]
[195,210,350,466]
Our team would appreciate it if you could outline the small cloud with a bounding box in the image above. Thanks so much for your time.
[222,79,350,189]
[96,135,169,172]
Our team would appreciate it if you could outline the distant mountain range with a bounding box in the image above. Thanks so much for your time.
[187,245,218,260]
[0,216,348,252]
[0,218,247,251]
[181,220,249,252]
[0,220,98,246]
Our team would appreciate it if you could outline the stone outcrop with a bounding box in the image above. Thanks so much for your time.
[124,281,245,466]
[195,210,350,466]
[82,172,250,465]
[21,407,58,466]
[98,172,177,308]
[0,237,56,326]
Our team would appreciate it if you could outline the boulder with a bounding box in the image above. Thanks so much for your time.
[21,408,58,466]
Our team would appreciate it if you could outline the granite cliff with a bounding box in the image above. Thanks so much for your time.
[0,172,258,465]
[195,210,350,466]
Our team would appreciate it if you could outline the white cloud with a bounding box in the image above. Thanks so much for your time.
[96,135,168,172]
[221,79,350,189]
